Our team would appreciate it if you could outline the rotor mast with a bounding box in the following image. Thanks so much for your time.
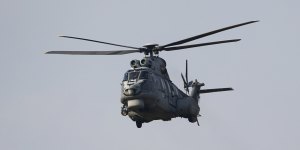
[142,44,159,57]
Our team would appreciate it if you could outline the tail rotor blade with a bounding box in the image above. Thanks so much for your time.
[181,73,188,86]
[181,73,189,94]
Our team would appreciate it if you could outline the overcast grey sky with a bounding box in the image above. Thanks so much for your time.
[1,0,299,150]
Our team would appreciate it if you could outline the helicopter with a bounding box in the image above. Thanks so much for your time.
[46,20,258,128]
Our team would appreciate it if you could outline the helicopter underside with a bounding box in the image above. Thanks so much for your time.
[124,97,176,123]
[127,103,175,123]
[124,99,200,128]
[121,95,200,127]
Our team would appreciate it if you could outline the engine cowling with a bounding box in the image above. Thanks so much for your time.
[140,58,152,67]
[130,59,141,68]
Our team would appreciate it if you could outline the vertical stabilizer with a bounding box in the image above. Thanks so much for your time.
[190,80,204,103]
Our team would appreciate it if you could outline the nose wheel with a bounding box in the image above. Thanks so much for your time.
[136,121,143,128]
[121,105,128,116]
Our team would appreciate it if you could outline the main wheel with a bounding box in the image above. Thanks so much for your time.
[121,109,128,116]
[188,117,197,123]
[136,121,142,128]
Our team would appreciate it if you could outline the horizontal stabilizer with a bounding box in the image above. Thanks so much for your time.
[200,88,233,94]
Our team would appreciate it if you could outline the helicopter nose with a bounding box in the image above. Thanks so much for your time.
[124,88,135,96]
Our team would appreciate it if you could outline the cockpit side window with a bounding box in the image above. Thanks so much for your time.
[123,72,128,81]
[139,71,149,79]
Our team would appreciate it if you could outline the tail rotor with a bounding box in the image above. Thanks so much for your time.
[181,60,234,126]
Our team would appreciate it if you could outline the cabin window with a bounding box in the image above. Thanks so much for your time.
[155,77,161,88]
[170,84,175,97]
[139,71,149,79]
[165,80,171,93]
[172,84,179,96]
[160,79,166,90]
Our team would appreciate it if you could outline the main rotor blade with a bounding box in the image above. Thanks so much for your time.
[59,35,140,49]
[45,50,140,55]
[163,39,240,51]
[200,88,233,94]
[161,21,258,48]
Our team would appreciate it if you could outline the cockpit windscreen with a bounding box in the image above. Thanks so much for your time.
[123,71,149,81]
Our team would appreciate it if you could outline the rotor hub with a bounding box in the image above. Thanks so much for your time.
[142,43,159,49]
[141,44,159,56]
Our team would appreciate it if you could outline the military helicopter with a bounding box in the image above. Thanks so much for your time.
[46,21,258,128]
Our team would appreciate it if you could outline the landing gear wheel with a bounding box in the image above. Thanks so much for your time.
[121,109,128,116]
[136,121,142,128]
[121,105,128,116]
[188,117,197,123]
